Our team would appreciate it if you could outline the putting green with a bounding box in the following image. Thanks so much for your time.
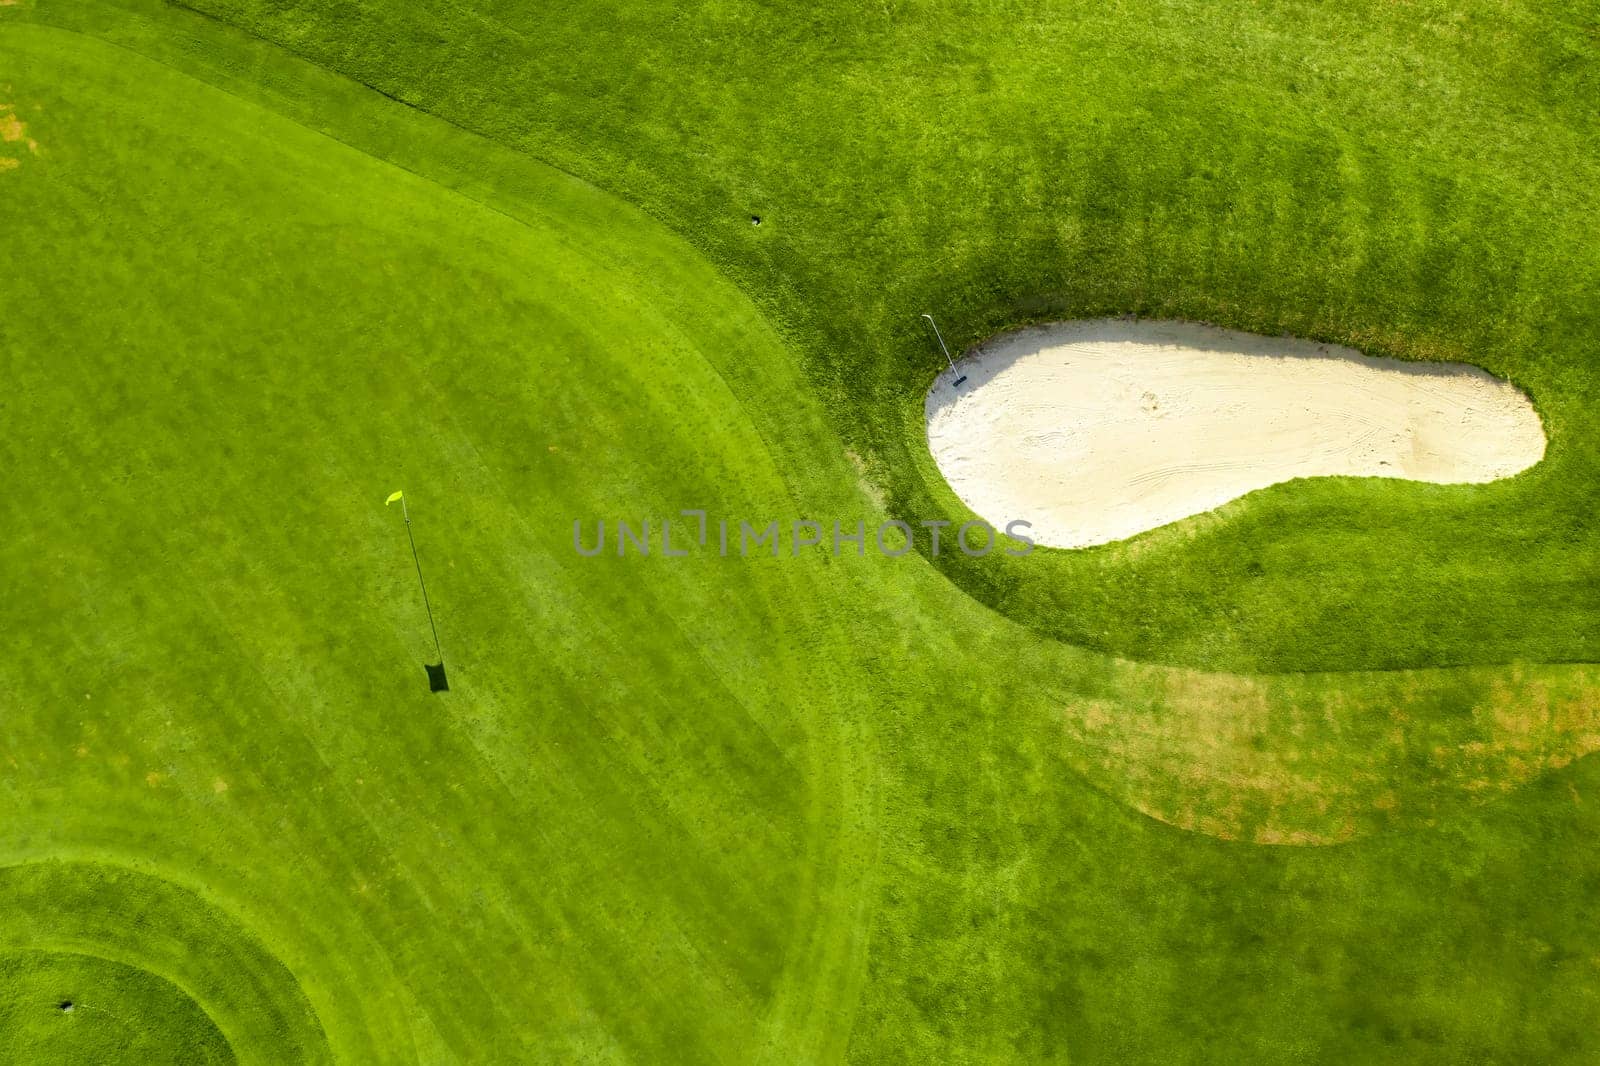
[4,2,1600,1063]
[0,949,233,1065]
[0,18,884,1061]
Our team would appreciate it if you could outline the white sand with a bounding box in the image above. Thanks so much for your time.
[925,319,1545,549]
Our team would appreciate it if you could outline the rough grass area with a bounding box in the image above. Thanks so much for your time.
[3,1,1600,1063]
[149,0,1600,673]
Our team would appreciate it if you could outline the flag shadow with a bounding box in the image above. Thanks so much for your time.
[426,662,449,693]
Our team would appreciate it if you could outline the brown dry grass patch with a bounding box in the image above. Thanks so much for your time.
[1061,661,1600,846]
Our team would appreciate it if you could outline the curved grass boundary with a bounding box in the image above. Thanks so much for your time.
[1,948,235,1064]
[895,310,1593,673]
[143,0,1600,674]
[0,861,328,1063]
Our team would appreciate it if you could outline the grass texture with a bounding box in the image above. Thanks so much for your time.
[2,0,1599,1062]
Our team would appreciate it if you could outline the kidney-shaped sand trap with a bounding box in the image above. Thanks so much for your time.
[925,319,1546,549]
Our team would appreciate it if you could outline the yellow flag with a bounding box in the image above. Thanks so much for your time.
[386,490,404,505]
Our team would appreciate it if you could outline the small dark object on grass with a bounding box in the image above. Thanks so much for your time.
[58,1001,74,1013]
[426,662,449,693]
[750,215,761,225]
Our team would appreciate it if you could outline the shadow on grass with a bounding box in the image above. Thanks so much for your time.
[426,663,449,693]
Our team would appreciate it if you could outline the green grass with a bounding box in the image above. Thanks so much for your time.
[2,0,1599,1062]
[0,948,233,1065]
[134,0,1600,673]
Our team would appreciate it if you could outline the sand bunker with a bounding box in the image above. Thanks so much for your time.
[925,319,1545,549]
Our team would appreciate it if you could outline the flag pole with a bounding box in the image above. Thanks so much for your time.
[921,314,966,386]
[399,495,444,665]
[388,491,445,680]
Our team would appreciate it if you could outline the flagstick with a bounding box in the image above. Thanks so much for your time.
[921,313,966,386]
[399,496,444,665]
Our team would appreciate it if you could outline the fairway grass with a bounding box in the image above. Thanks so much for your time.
[4,0,1600,1063]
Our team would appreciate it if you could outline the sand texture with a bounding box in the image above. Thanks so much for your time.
[925,320,1545,549]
